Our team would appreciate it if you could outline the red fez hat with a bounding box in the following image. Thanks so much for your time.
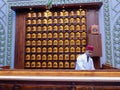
[86,45,94,51]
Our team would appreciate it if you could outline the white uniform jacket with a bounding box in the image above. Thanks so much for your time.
[75,53,95,70]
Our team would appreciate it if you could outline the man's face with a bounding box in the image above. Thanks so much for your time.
[86,50,93,56]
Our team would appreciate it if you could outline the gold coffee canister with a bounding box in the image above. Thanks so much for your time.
[54,12,58,16]
[53,26,58,31]
[64,25,69,30]
[37,47,41,53]
[59,54,63,60]
[38,12,42,17]
[48,33,52,38]
[76,18,80,23]
[59,40,63,45]
[59,18,63,24]
[76,47,81,52]
[42,33,47,38]
[42,54,47,60]
[37,26,42,31]
[70,47,75,52]
[37,19,42,24]
[65,61,69,68]
[43,26,47,31]
[81,17,86,23]
[31,47,36,53]
[76,25,80,30]
[37,40,41,46]
[64,40,69,45]
[70,62,75,68]
[82,24,86,30]
[27,20,31,24]
[43,19,47,24]
[53,54,58,60]
[82,32,86,38]
[48,40,52,45]
[42,47,47,53]
[25,62,30,68]
[31,54,36,60]
[42,40,47,45]
[43,12,48,17]
[82,46,85,53]
[26,33,31,39]
[32,12,37,17]
[59,26,63,30]
[31,62,36,68]
[76,32,81,38]
[60,11,63,16]
[32,19,36,24]
[76,10,80,16]
[48,62,52,68]
[70,11,74,16]
[53,33,58,38]
[26,26,31,32]
[76,40,81,45]
[82,39,86,45]
[59,33,63,38]
[70,39,75,45]
[42,62,47,68]
[59,62,63,68]
[27,12,31,18]
[25,54,30,60]
[64,11,68,16]
[48,11,52,17]
[70,18,74,23]
[53,40,58,45]
[53,18,58,24]
[81,10,86,16]
[32,26,36,31]
[32,33,36,39]
[59,47,63,53]
[48,19,52,24]
[37,55,41,60]
[65,47,69,52]
[70,32,75,38]
[26,47,30,53]
[70,25,74,30]
[53,62,58,68]
[37,33,42,38]
[70,54,75,60]
[26,40,31,46]
[48,54,52,60]
[65,54,69,60]
[64,32,69,38]
[53,47,58,53]
[48,47,52,53]
[36,62,41,68]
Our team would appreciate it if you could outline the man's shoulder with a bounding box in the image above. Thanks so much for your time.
[77,53,86,58]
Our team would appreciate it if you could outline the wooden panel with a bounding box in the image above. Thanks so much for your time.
[14,12,26,69]
[88,34,102,56]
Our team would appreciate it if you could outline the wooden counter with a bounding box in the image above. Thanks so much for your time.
[0,69,120,90]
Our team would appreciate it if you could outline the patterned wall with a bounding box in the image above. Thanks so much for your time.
[3,0,119,68]
[111,0,120,68]
[0,0,7,66]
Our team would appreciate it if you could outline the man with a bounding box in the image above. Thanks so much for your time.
[75,45,95,70]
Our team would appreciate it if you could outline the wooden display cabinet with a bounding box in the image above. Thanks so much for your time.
[12,2,102,69]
